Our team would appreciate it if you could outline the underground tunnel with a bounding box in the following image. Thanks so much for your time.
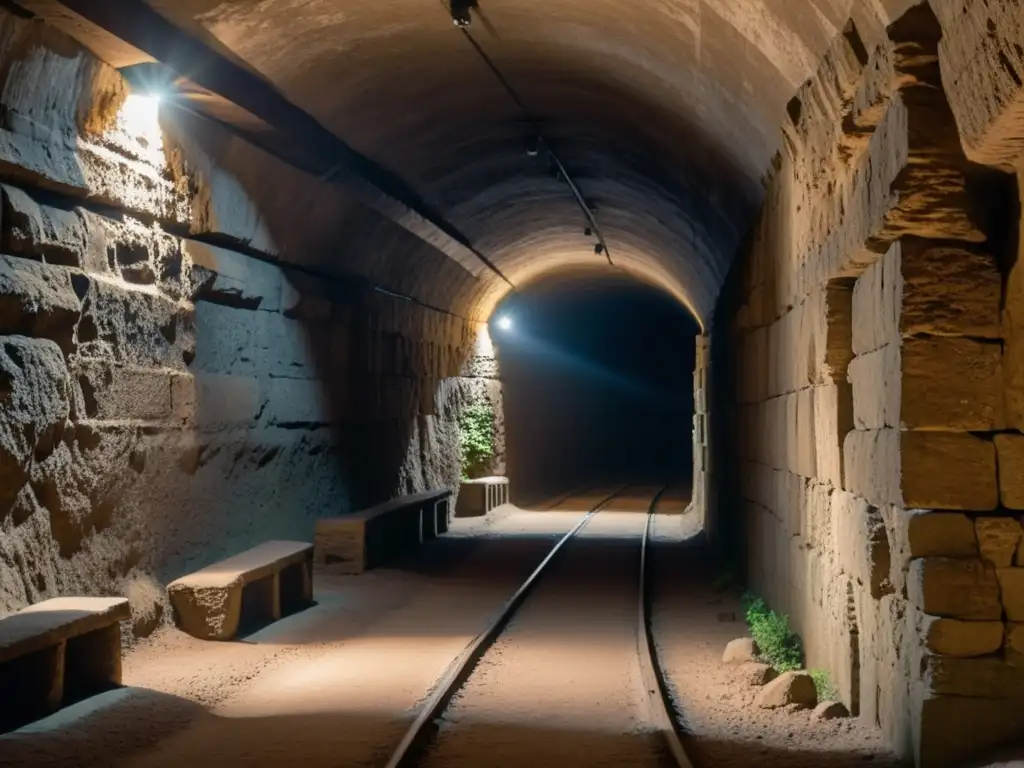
[1,0,1024,767]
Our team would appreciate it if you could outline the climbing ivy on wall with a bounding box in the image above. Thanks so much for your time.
[458,400,495,479]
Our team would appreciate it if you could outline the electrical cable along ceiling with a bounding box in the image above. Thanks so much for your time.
[26,0,916,322]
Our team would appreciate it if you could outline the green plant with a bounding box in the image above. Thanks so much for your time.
[742,592,803,672]
[458,400,495,478]
[809,668,839,702]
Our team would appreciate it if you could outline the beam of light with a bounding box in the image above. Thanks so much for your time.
[113,93,165,165]
[505,326,675,405]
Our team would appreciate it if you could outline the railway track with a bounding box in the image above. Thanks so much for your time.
[382,485,693,768]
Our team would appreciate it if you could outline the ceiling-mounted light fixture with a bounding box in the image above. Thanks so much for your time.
[594,243,605,255]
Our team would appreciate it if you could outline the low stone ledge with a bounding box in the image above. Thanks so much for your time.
[167,540,313,641]
[455,476,509,518]
[0,596,130,733]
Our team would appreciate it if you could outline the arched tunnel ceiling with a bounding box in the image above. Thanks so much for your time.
[138,0,917,323]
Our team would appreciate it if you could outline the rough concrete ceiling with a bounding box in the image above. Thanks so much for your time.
[141,0,915,322]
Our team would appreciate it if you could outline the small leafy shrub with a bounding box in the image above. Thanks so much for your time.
[741,592,803,672]
[810,668,839,701]
[458,400,495,478]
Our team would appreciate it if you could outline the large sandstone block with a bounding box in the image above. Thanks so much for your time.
[907,558,1001,620]
[975,518,1023,568]
[903,511,978,559]
[74,362,174,422]
[923,654,1024,698]
[900,337,1003,430]
[78,280,194,370]
[918,614,1004,658]
[998,568,1024,622]
[901,432,997,510]
[0,255,80,354]
[851,240,1000,356]
[916,693,1024,768]
[849,338,1002,431]
[845,430,997,510]
[995,434,1024,510]
[1,185,93,268]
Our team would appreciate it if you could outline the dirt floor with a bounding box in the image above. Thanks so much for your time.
[0,487,941,768]
[650,514,906,768]
[422,499,664,768]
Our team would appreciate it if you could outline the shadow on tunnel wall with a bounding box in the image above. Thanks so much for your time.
[495,274,698,505]
[167,109,494,514]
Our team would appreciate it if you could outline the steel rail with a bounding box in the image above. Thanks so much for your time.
[638,488,696,768]
[382,485,629,768]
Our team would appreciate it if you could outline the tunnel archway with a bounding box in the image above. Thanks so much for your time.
[490,269,700,505]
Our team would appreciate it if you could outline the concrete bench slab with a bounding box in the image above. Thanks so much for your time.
[0,597,130,733]
[167,540,313,641]
[315,489,452,574]
[456,476,510,518]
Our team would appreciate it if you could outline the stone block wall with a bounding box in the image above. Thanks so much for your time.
[713,4,1024,765]
[0,7,492,638]
[689,334,709,527]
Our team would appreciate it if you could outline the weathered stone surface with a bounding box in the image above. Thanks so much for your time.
[998,568,1024,622]
[78,280,194,370]
[923,655,1024,698]
[75,362,173,422]
[738,662,778,686]
[995,434,1024,510]
[901,242,1002,339]
[919,614,1004,658]
[901,431,998,511]
[0,337,70,521]
[814,700,849,720]
[0,256,80,354]
[905,511,978,558]
[975,518,1023,568]
[1,185,89,267]
[901,337,1003,430]
[723,637,758,664]
[907,558,1001,620]
[832,490,890,599]
[755,671,817,709]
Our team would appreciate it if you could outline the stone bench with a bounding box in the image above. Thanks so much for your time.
[455,476,510,518]
[315,489,452,574]
[0,597,130,733]
[167,540,314,641]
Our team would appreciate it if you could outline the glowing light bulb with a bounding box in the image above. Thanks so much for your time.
[496,315,513,332]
